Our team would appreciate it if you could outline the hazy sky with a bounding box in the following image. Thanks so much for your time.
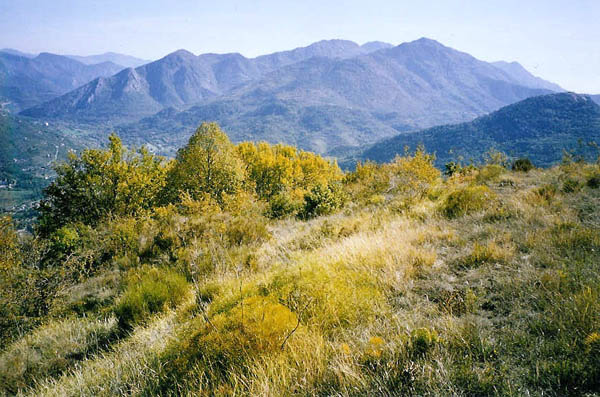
[1,0,599,93]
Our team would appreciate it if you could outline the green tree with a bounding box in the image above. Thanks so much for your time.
[299,182,346,219]
[165,123,245,203]
[37,134,168,235]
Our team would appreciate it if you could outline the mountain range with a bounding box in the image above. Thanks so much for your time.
[20,38,561,154]
[0,52,125,112]
[4,38,600,217]
[64,52,149,68]
[357,92,600,168]
[1,48,149,67]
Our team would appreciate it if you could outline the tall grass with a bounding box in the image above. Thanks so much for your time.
[15,162,600,396]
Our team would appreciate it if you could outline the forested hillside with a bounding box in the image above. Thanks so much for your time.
[359,93,600,168]
[2,123,599,396]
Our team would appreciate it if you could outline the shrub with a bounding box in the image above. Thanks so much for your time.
[50,224,81,255]
[406,328,440,357]
[534,184,558,203]
[268,191,302,218]
[461,241,513,269]
[562,177,582,193]
[442,185,495,218]
[444,161,460,177]
[512,158,534,172]
[476,164,505,183]
[0,216,20,273]
[587,174,600,189]
[388,146,440,200]
[163,122,245,204]
[344,161,390,201]
[156,296,298,390]
[259,265,386,333]
[203,296,297,355]
[114,267,190,329]
[37,135,168,235]
[237,141,342,202]
[299,182,346,219]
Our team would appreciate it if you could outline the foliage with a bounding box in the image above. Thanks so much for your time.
[345,147,439,207]
[298,182,346,219]
[512,157,534,172]
[5,124,600,396]
[237,142,341,198]
[442,185,496,218]
[483,148,509,168]
[153,296,298,392]
[163,122,245,204]
[587,174,600,188]
[343,160,391,204]
[0,216,20,273]
[476,164,505,183]
[388,145,440,199]
[37,134,168,235]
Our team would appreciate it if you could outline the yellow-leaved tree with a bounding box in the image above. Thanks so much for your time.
[164,122,246,204]
[236,141,342,217]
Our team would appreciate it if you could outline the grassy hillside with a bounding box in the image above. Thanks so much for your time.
[1,125,600,396]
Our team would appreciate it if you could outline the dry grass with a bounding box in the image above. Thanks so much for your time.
[11,163,600,396]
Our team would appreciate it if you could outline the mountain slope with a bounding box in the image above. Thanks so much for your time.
[492,61,563,92]
[0,112,82,214]
[0,48,36,58]
[118,97,408,155]
[0,52,124,112]
[21,40,390,122]
[21,38,560,153]
[231,38,552,126]
[65,52,150,68]
[359,93,600,167]
[116,38,557,154]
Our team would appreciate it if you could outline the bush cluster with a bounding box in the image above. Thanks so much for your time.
[442,185,495,218]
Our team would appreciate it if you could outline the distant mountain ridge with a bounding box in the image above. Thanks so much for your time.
[492,61,563,92]
[0,48,37,58]
[21,40,396,122]
[17,38,560,153]
[1,48,149,67]
[358,92,600,168]
[65,52,150,68]
[0,52,124,112]
[20,38,562,154]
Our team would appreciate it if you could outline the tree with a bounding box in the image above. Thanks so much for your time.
[236,141,342,217]
[388,145,440,200]
[37,134,168,235]
[0,216,20,273]
[164,123,245,204]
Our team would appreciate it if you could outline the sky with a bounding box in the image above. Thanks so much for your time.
[1,0,599,93]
